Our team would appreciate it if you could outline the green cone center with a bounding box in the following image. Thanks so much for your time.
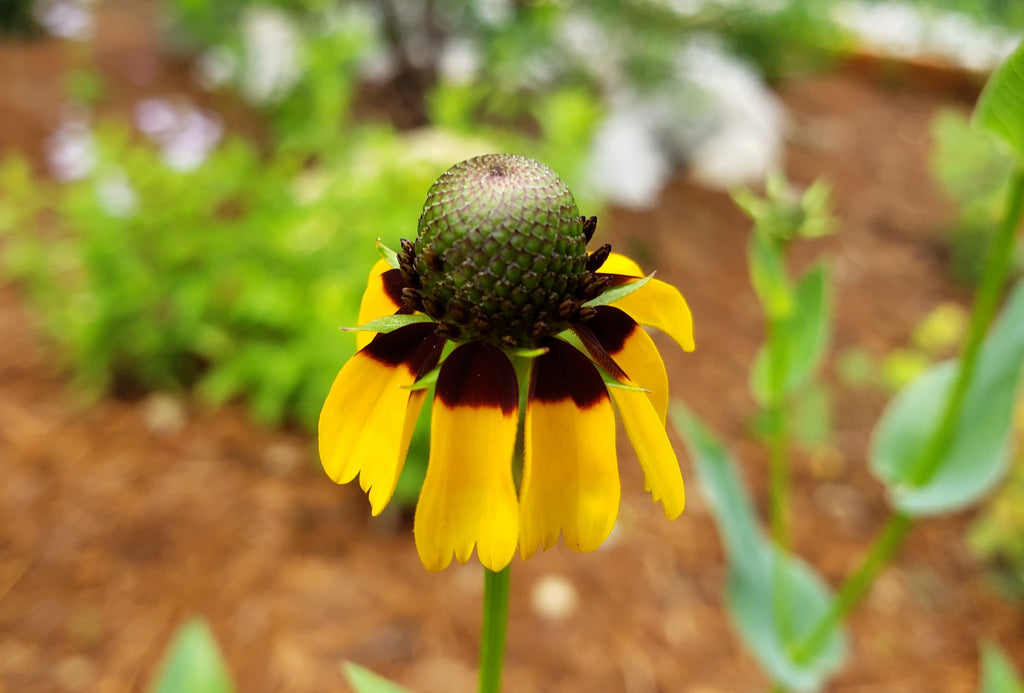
[411,154,589,347]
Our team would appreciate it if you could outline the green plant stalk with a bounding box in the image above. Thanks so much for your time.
[907,168,1024,486]
[792,511,913,663]
[766,315,794,643]
[479,565,511,693]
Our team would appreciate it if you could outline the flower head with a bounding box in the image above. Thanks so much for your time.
[319,154,695,571]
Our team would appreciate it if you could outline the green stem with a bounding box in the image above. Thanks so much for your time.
[793,512,913,663]
[479,565,511,693]
[907,169,1024,486]
[766,316,793,641]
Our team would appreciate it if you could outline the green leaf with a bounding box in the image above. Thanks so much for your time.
[980,642,1024,693]
[750,263,831,404]
[342,662,411,693]
[975,39,1024,164]
[748,230,793,320]
[870,280,1024,516]
[583,272,654,307]
[672,405,846,691]
[344,313,434,335]
[148,618,235,693]
[376,238,400,269]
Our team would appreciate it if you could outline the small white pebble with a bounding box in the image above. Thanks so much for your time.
[530,574,578,621]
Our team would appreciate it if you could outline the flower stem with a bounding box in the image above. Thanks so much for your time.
[479,565,511,693]
[907,168,1024,486]
[793,511,913,663]
[766,316,793,640]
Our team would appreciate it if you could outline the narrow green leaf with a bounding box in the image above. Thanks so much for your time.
[672,405,845,691]
[980,642,1024,693]
[148,618,235,693]
[343,313,434,334]
[748,230,793,320]
[343,662,411,693]
[583,272,653,307]
[870,280,1024,515]
[975,39,1024,164]
[751,263,831,404]
[376,238,400,269]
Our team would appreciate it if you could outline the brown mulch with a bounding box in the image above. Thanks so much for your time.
[1,5,1022,692]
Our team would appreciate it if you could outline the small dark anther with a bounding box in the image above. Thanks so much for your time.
[531,320,548,337]
[448,300,466,323]
[401,287,423,311]
[581,216,598,243]
[575,306,597,322]
[474,317,491,334]
[586,243,612,272]
[501,335,517,348]
[400,238,415,256]
[557,298,577,320]
[422,297,442,318]
[436,323,461,340]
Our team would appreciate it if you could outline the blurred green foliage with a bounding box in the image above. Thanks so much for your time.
[0,0,37,37]
[930,110,1021,285]
[148,618,235,693]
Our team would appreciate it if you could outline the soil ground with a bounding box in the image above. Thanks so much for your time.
[1,3,1022,692]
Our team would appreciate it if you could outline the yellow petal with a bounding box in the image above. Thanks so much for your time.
[593,253,695,354]
[599,252,643,277]
[612,278,696,354]
[580,306,669,424]
[318,324,443,514]
[414,343,520,572]
[356,259,406,350]
[520,339,619,558]
[609,386,685,519]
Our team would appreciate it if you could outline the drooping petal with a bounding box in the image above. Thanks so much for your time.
[356,259,407,349]
[415,342,520,572]
[520,338,619,559]
[594,253,696,354]
[319,323,443,514]
[575,306,669,424]
[598,252,643,276]
[609,386,686,519]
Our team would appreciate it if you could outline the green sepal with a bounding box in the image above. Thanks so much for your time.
[584,272,654,307]
[376,238,400,269]
[506,345,550,358]
[342,313,433,334]
[600,371,649,393]
[404,364,441,391]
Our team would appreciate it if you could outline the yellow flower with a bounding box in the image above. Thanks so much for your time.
[319,155,694,571]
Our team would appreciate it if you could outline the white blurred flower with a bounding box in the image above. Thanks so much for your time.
[477,0,511,26]
[47,119,96,181]
[587,37,785,206]
[95,173,138,218]
[439,39,480,85]
[32,0,93,41]
[241,5,303,105]
[134,97,224,172]
[195,46,237,91]
[832,2,1021,71]
[677,38,785,190]
[587,104,672,209]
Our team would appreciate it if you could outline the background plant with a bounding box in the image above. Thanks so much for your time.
[673,40,1024,692]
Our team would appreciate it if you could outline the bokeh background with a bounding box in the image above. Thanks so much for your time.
[1,0,1023,691]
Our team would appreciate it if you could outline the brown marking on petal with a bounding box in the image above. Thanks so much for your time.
[436,342,518,414]
[585,305,639,355]
[570,323,629,383]
[364,323,444,378]
[530,338,608,409]
[381,268,407,307]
